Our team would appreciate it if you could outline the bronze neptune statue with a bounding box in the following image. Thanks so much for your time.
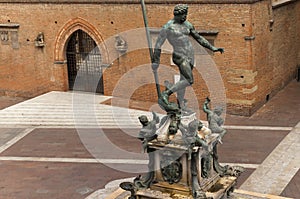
[152,4,224,110]
[120,3,244,199]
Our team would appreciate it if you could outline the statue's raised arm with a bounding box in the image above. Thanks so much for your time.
[203,97,212,115]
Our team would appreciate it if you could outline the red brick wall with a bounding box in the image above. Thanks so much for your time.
[249,1,300,113]
[0,0,299,116]
[0,3,147,98]
[103,3,255,115]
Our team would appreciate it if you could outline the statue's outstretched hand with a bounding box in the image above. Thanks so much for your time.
[214,47,224,54]
[218,48,224,54]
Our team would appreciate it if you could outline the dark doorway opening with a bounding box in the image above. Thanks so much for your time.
[66,30,104,94]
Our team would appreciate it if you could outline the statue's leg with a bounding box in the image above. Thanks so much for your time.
[161,60,193,104]
[134,148,156,188]
[161,82,187,105]
[177,60,193,107]
[201,154,211,178]
[177,87,185,109]
[212,144,226,176]
[179,60,194,86]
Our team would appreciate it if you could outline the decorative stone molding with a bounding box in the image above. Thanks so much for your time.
[0,23,19,28]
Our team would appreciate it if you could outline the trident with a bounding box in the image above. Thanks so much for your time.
[140,0,161,98]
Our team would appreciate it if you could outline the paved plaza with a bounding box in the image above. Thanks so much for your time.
[0,80,299,199]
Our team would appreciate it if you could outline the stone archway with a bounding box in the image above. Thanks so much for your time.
[54,18,109,93]
[54,17,108,63]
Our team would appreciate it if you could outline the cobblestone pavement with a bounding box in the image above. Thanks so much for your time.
[0,80,299,199]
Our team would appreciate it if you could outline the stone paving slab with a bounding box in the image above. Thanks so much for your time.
[0,128,26,148]
[0,128,287,165]
[0,91,152,128]
[281,168,300,198]
[217,129,289,164]
[0,161,134,199]
[0,128,94,158]
[1,128,142,158]
[240,123,300,196]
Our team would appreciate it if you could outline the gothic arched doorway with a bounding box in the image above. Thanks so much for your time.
[66,30,104,93]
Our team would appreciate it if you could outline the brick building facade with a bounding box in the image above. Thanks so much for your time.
[0,0,299,115]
